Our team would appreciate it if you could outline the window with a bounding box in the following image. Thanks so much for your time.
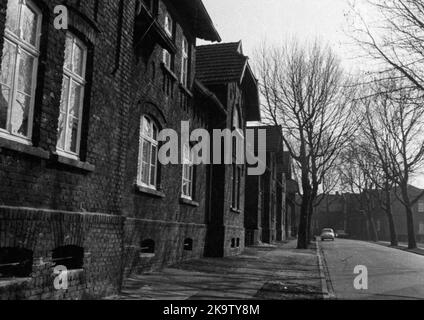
[164,12,173,37]
[418,200,424,213]
[231,238,236,248]
[138,115,159,189]
[0,0,42,143]
[181,143,194,199]
[184,238,193,251]
[162,49,172,70]
[181,36,189,87]
[140,239,155,254]
[162,12,173,70]
[52,245,84,270]
[57,33,87,158]
[0,247,33,278]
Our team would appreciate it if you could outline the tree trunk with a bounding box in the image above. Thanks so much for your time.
[306,202,313,244]
[384,187,398,246]
[400,184,417,249]
[364,193,378,242]
[406,206,417,249]
[367,212,379,242]
[297,194,309,249]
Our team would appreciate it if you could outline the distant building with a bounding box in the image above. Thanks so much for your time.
[312,185,424,243]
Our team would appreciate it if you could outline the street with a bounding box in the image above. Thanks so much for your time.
[321,239,424,300]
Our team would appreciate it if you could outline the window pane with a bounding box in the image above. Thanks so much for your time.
[57,112,66,150]
[69,81,82,117]
[141,140,151,184]
[0,86,10,130]
[143,117,152,138]
[11,92,30,136]
[150,144,157,185]
[142,162,149,184]
[5,0,20,36]
[18,51,34,95]
[150,164,156,186]
[60,77,70,112]
[73,43,84,77]
[67,116,79,153]
[21,3,38,46]
[64,36,73,71]
[0,41,16,87]
[182,180,188,196]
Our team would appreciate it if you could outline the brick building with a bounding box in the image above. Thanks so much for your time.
[195,41,261,257]
[311,187,424,243]
[0,0,267,300]
[244,125,289,246]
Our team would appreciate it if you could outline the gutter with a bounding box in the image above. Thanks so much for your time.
[194,79,227,116]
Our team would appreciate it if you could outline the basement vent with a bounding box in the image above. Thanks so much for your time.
[52,246,84,270]
[184,238,193,251]
[141,239,155,254]
[0,247,33,278]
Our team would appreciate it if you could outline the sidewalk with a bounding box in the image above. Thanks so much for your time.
[378,241,424,256]
[106,240,324,300]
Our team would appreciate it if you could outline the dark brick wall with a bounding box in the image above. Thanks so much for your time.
[0,206,124,300]
[121,0,212,274]
[0,0,135,298]
[0,0,136,214]
[204,82,247,257]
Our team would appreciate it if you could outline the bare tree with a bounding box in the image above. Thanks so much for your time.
[256,40,357,249]
[338,141,379,242]
[361,78,424,249]
[350,0,424,92]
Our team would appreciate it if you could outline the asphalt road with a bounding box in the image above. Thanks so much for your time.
[320,239,424,300]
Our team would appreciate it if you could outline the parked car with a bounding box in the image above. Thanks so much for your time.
[321,228,335,241]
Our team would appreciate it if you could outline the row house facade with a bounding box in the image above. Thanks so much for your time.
[0,0,270,300]
[244,126,289,246]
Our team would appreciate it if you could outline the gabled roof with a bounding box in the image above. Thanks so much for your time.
[196,41,248,84]
[179,0,221,42]
[196,41,261,121]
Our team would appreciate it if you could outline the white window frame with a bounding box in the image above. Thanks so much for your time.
[164,12,173,38]
[56,33,87,159]
[0,0,42,144]
[181,36,189,87]
[162,49,172,70]
[181,143,194,200]
[137,115,159,190]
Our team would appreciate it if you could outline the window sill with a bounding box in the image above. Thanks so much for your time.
[161,63,178,81]
[51,153,95,172]
[179,84,193,97]
[231,208,242,214]
[180,197,199,207]
[0,277,32,288]
[0,136,49,159]
[135,185,166,198]
[139,253,155,259]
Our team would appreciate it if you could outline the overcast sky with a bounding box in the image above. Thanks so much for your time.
[201,0,424,189]
[201,0,359,68]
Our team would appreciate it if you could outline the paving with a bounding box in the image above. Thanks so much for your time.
[106,240,324,300]
[377,241,424,256]
[321,239,424,300]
